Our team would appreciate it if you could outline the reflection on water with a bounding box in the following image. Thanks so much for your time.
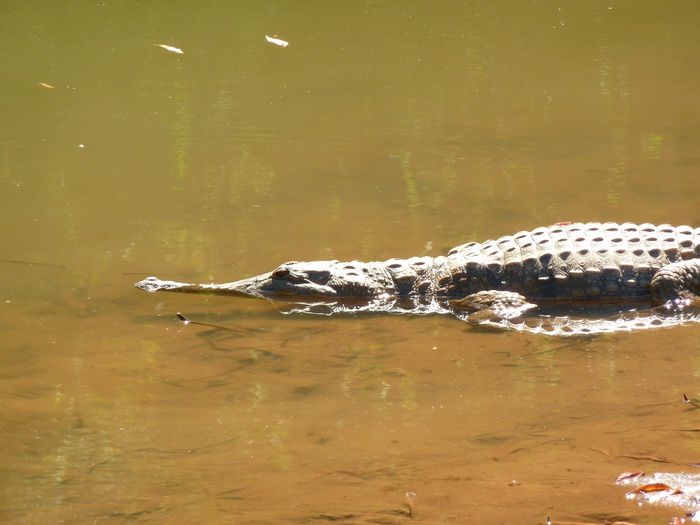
[2,1,700,523]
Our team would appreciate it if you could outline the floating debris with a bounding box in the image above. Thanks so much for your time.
[628,482,681,496]
[37,82,55,89]
[265,35,289,47]
[156,44,184,54]
[618,472,700,522]
[616,472,645,483]
[405,492,416,519]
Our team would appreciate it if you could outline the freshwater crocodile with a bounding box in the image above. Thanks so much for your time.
[136,222,700,335]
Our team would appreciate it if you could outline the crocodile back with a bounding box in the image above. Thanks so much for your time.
[445,222,700,300]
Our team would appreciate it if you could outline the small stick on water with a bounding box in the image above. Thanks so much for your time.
[0,258,65,269]
[683,393,700,407]
[405,491,416,519]
[176,312,236,332]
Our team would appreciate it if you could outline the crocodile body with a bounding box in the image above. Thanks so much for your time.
[136,222,700,335]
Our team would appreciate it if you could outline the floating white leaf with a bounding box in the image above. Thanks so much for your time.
[265,35,289,47]
[156,44,184,54]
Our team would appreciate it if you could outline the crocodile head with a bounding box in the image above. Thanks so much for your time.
[225,260,387,299]
[135,260,391,299]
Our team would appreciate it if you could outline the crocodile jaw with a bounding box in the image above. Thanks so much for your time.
[208,272,339,299]
[135,270,340,299]
[203,272,274,298]
[134,274,276,298]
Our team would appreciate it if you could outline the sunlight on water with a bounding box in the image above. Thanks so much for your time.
[1,1,699,523]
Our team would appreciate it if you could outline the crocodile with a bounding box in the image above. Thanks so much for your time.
[135,222,700,335]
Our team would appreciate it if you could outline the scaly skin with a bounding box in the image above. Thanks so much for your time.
[136,222,700,335]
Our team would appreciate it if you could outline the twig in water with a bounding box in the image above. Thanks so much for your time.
[683,393,700,408]
[176,312,237,332]
[591,447,676,465]
[0,258,65,269]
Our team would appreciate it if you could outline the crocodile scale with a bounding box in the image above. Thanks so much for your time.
[437,222,700,300]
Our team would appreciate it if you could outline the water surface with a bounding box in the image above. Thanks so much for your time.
[2,2,700,523]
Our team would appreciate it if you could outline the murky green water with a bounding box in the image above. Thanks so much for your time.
[2,2,700,523]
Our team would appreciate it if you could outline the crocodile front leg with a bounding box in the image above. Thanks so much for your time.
[450,290,538,324]
[650,259,700,308]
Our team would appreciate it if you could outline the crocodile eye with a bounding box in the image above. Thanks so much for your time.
[272,268,290,279]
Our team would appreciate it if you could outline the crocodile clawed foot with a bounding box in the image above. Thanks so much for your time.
[451,290,538,324]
